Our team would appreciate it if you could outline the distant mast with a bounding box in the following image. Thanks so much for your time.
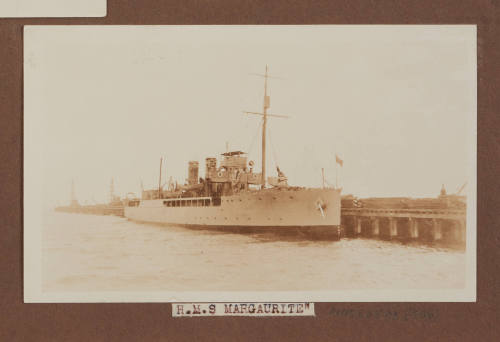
[158,157,163,199]
[70,179,78,207]
[110,178,115,203]
[262,66,269,188]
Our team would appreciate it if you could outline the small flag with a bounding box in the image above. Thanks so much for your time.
[335,154,343,167]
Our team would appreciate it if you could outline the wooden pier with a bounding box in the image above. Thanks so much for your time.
[341,208,466,245]
[55,205,124,217]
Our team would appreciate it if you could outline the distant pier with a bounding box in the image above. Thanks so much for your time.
[55,205,124,217]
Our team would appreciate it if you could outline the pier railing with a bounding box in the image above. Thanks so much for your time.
[342,208,466,220]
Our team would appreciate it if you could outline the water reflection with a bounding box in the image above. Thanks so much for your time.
[42,212,466,292]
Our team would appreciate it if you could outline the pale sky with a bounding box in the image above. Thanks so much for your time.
[24,26,476,206]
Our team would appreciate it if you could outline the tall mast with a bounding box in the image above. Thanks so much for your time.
[262,65,269,188]
[244,66,289,189]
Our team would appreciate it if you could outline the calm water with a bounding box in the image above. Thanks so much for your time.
[43,212,465,292]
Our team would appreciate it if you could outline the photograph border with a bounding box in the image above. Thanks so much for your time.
[0,0,498,340]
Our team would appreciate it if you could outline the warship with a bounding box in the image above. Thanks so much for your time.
[125,67,342,240]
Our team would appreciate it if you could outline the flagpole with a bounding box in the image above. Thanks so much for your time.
[336,160,338,189]
[334,153,343,189]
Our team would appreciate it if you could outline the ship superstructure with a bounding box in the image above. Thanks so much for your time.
[125,67,342,239]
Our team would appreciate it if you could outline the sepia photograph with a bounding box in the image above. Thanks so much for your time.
[23,25,476,302]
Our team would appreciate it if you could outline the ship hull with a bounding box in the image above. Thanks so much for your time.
[125,187,341,240]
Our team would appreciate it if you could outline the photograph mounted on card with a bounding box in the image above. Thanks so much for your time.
[0,0,105,18]
[23,25,476,303]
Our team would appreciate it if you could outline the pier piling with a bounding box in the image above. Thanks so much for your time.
[389,218,398,238]
[371,218,380,236]
[431,219,442,241]
[409,218,419,239]
[355,217,362,235]
[454,220,466,242]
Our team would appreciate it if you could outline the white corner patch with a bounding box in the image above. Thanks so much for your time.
[0,0,106,18]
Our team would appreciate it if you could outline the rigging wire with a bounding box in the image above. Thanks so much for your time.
[267,122,280,170]
[246,119,262,157]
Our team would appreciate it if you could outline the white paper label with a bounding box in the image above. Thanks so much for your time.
[173,303,315,317]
